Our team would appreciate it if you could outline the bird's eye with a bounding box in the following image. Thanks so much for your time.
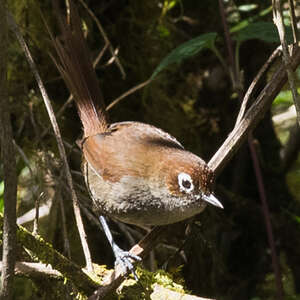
[178,172,194,193]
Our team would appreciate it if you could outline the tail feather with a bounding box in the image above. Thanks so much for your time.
[50,1,108,136]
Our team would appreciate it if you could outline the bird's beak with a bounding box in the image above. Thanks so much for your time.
[202,193,223,209]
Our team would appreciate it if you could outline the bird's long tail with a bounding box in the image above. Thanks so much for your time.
[49,0,108,137]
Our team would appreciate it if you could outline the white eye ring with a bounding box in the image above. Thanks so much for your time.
[178,172,194,193]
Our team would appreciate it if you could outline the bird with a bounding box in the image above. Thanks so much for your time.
[49,1,223,277]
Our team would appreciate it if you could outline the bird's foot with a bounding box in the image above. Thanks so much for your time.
[112,244,141,280]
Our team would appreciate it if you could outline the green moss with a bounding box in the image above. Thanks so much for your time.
[118,266,187,300]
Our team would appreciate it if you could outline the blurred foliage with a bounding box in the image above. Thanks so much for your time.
[151,32,218,79]
[233,21,294,43]
[1,0,300,299]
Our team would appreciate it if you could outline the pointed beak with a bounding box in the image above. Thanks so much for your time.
[202,193,223,209]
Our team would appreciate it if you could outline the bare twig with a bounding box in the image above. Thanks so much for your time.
[106,78,152,111]
[57,186,72,258]
[0,3,17,299]
[273,0,300,125]
[218,0,237,88]
[78,0,126,79]
[7,12,94,272]
[32,192,42,235]
[13,139,34,177]
[234,47,281,128]
[102,47,120,67]
[248,133,284,300]
[93,42,109,68]
[288,0,299,43]
[40,94,73,138]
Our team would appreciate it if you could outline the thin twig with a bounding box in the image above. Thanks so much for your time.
[234,47,281,128]
[32,192,42,236]
[102,47,120,67]
[0,3,17,298]
[218,0,237,89]
[248,133,284,300]
[273,0,300,125]
[13,140,33,177]
[288,0,299,43]
[78,0,126,79]
[7,12,94,272]
[27,104,42,235]
[57,187,72,258]
[40,94,73,138]
[106,78,152,111]
[93,42,109,68]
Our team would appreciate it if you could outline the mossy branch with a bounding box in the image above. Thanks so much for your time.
[0,213,100,295]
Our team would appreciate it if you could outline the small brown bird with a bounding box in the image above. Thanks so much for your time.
[50,2,223,275]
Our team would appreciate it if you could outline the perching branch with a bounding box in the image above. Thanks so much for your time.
[208,46,300,175]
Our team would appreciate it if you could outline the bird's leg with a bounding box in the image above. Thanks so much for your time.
[99,216,141,279]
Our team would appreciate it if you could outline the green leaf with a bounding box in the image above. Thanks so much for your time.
[234,21,293,44]
[151,32,217,80]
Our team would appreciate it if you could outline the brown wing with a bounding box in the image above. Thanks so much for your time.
[82,122,184,182]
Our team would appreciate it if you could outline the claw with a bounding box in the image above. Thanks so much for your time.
[112,244,141,280]
[98,216,141,279]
